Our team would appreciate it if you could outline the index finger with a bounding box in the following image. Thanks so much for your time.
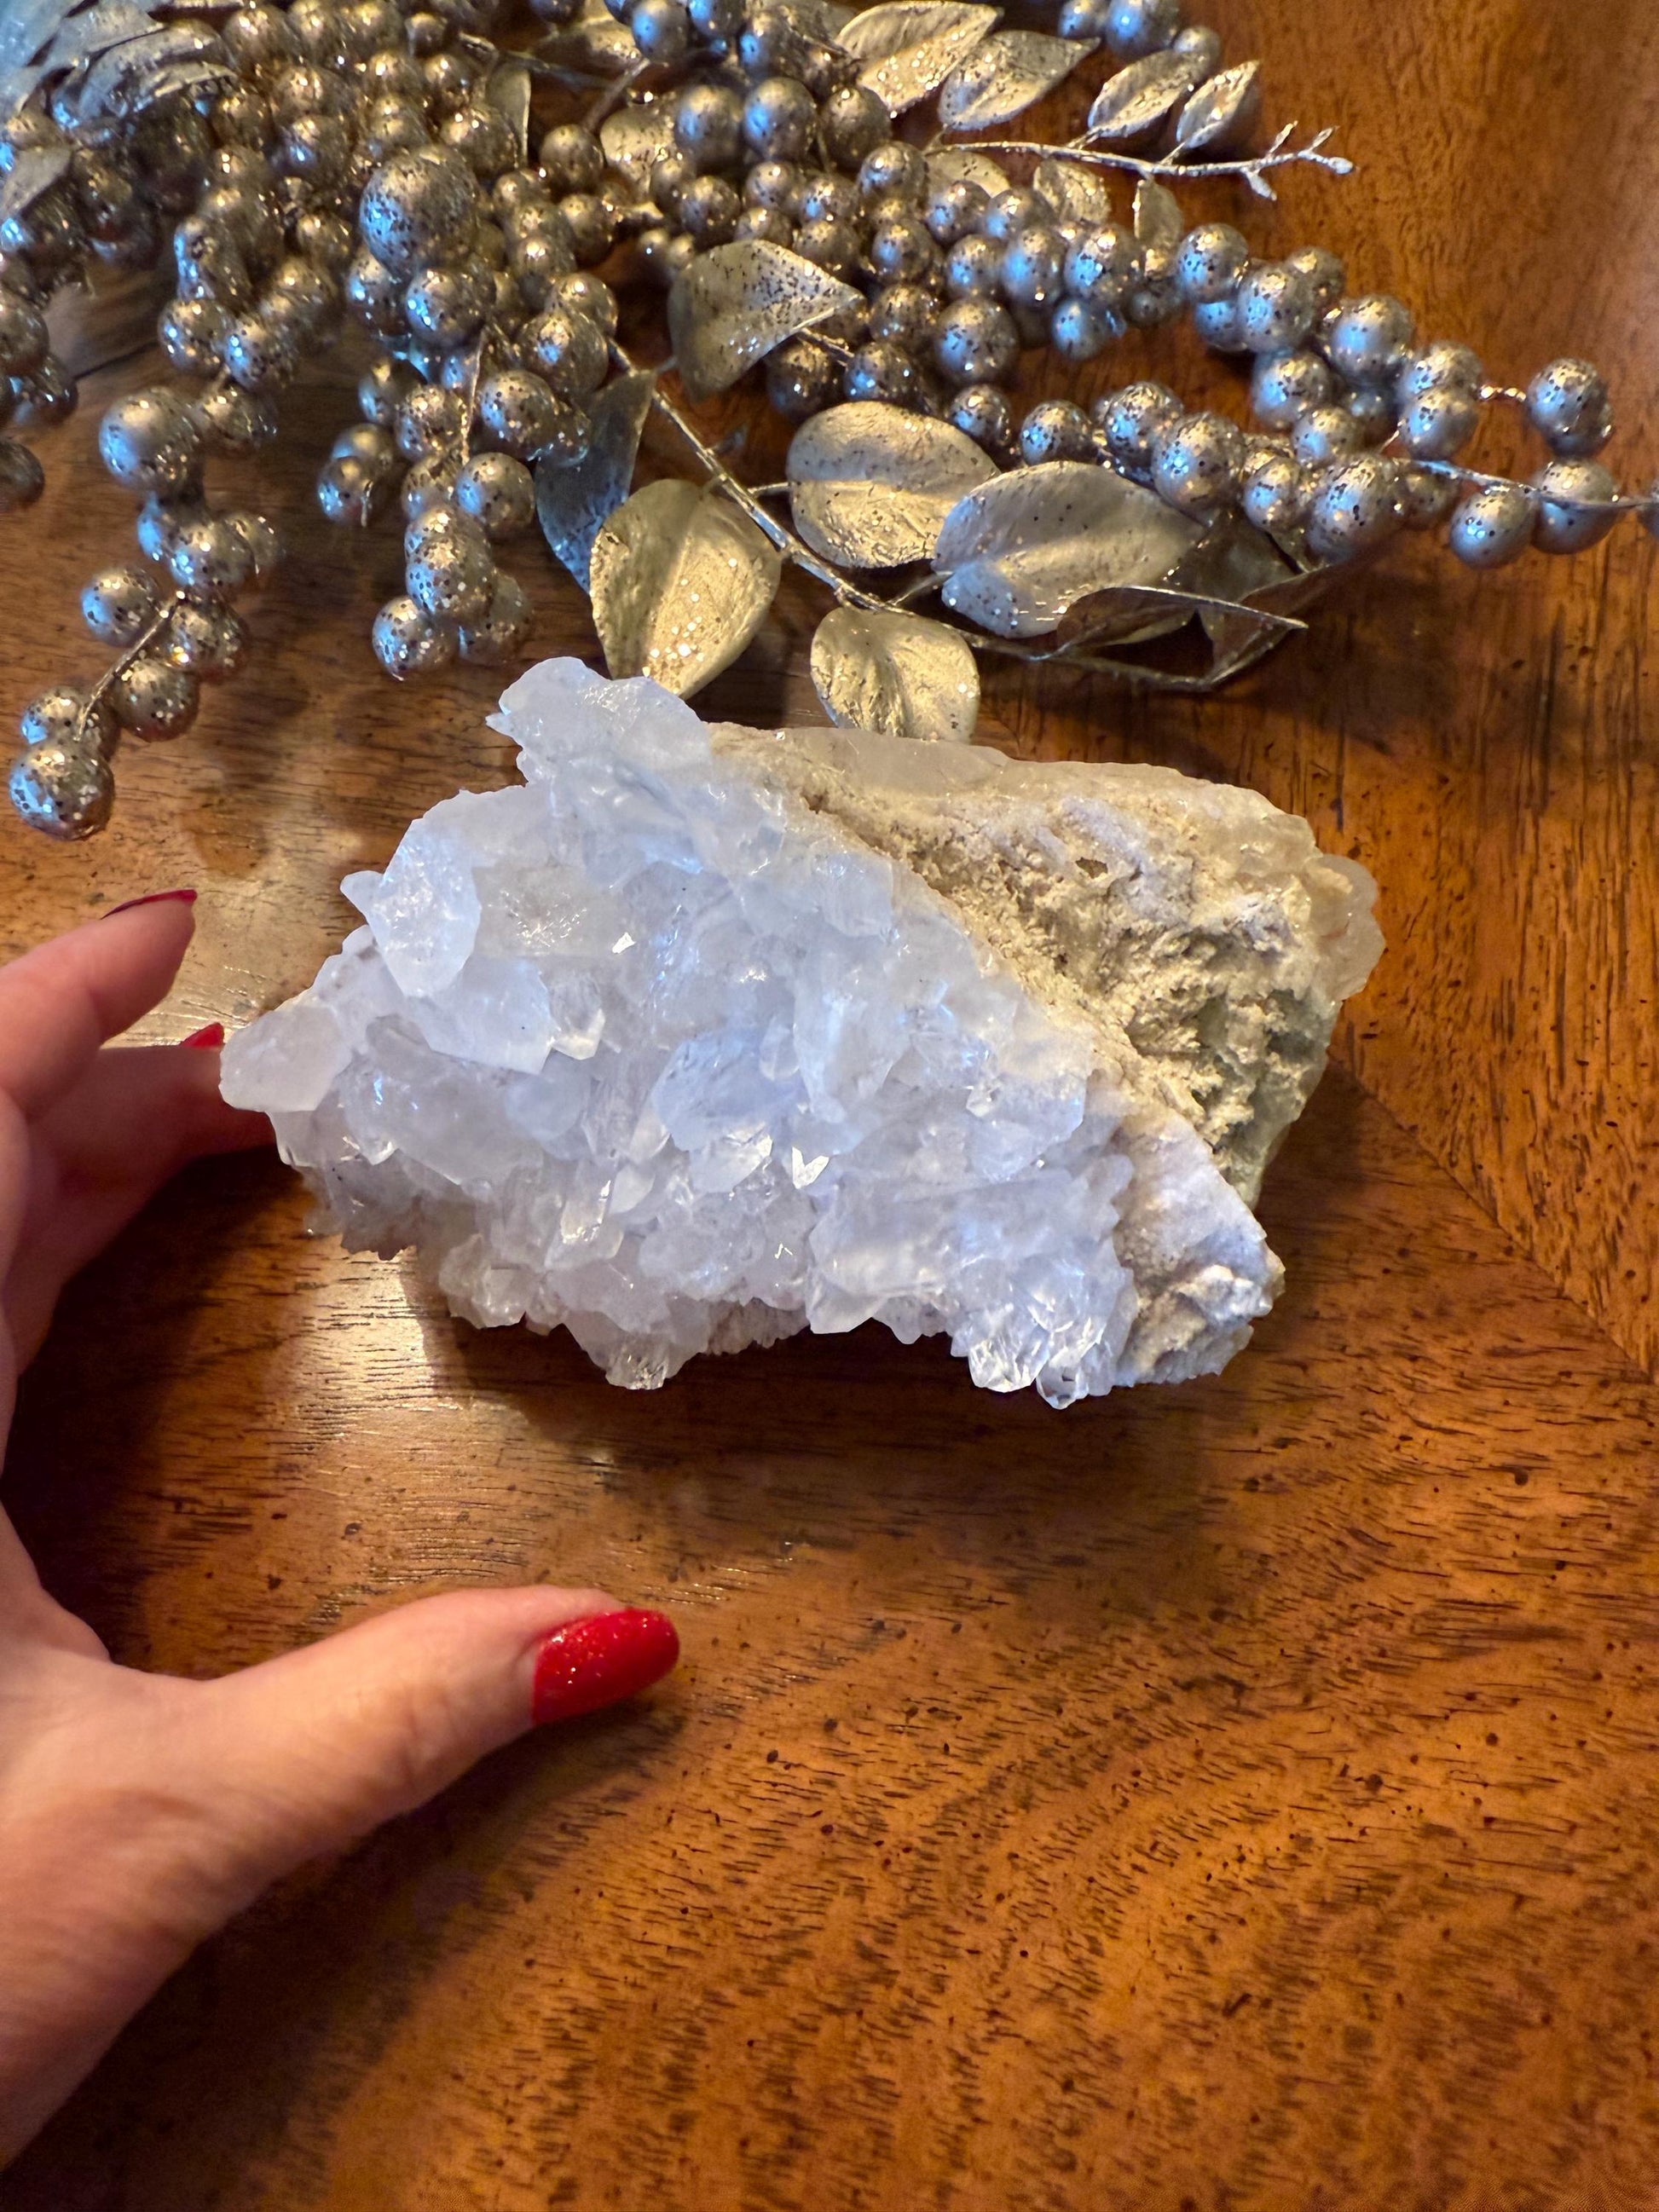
[0,892,199,1121]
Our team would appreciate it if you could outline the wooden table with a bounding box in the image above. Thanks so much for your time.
[3,5,1658,2204]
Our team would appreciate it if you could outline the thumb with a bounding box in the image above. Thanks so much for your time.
[184,1586,679,1906]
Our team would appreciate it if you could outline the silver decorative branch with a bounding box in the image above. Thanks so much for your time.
[972,122,1353,199]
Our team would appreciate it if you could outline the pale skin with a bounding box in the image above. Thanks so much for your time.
[0,898,630,2162]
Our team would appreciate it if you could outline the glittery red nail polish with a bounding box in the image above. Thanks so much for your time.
[531,1608,679,1726]
[181,1022,224,1049]
[104,887,198,918]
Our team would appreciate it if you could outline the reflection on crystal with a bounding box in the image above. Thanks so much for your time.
[223,661,1382,1405]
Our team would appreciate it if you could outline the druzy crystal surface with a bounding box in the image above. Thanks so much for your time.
[222,660,1381,1404]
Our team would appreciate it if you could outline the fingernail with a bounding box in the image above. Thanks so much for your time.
[531,1608,679,1726]
[181,1022,224,1049]
[104,888,198,918]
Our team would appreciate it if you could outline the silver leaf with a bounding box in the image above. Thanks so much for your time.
[535,367,656,593]
[938,29,1090,132]
[590,480,781,697]
[44,0,156,72]
[1174,513,1294,612]
[73,23,224,120]
[488,58,531,165]
[2,0,81,71]
[926,145,1009,198]
[599,101,675,199]
[1055,580,1303,661]
[777,0,858,43]
[126,56,229,113]
[1085,51,1198,143]
[1132,174,1183,251]
[668,240,861,402]
[0,143,70,227]
[811,605,980,745]
[1034,155,1113,227]
[788,401,998,570]
[534,0,637,75]
[838,1,1001,117]
[0,62,53,114]
[933,461,1203,638]
[1174,58,1262,154]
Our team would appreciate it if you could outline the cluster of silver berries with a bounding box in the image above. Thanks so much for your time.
[0,0,1646,841]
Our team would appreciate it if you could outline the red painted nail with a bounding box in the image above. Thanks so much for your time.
[531,1608,679,1726]
[181,1022,224,1049]
[104,888,198,918]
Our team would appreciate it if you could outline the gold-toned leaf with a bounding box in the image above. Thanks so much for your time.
[668,240,862,402]
[0,143,70,228]
[938,28,1091,132]
[590,480,781,697]
[1035,155,1113,227]
[535,368,656,593]
[933,462,1203,638]
[811,606,980,744]
[838,0,1001,116]
[787,401,998,570]
[487,58,531,165]
[599,101,675,199]
[1174,59,1262,154]
[1085,50,1197,142]
[926,145,1010,198]
[1132,174,1183,251]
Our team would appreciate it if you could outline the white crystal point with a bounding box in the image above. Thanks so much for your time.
[222,659,1382,1405]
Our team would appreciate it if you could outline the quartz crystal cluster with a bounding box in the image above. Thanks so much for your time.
[222,659,1381,1403]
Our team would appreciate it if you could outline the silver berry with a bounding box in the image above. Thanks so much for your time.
[1399,388,1480,460]
[404,262,493,347]
[0,437,44,511]
[743,77,816,162]
[109,656,200,740]
[454,451,537,539]
[933,297,1019,386]
[524,308,607,400]
[395,384,466,462]
[1530,459,1619,554]
[1020,400,1095,466]
[1524,357,1612,457]
[408,533,496,625]
[1173,222,1248,305]
[817,85,889,172]
[373,592,457,678]
[1235,262,1316,354]
[946,384,1015,458]
[1304,453,1404,562]
[1290,405,1363,467]
[1324,294,1415,384]
[766,338,839,421]
[999,225,1066,310]
[1049,296,1120,363]
[1063,222,1140,306]
[99,390,203,494]
[164,603,249,682]
[1448,482,1535,568]
[1397,465,1460,532]
[1240,449,1310,536]
[944,234,1003,297]
[1094,380,1183,477]
[1101,0,1182,56]
[9,738,114,840]
[1250,348,1332,429]
[459,571,534,664]
[924,177,987,245]
[1151,410,1244,516]
[169,517,256,604]
[1396,340,1483,405]
[540,124,605,192]
[358,149,482,277]
[20,685,117,754]
[82,567,159,647]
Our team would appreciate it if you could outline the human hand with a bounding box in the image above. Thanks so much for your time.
[0,894,679,2162]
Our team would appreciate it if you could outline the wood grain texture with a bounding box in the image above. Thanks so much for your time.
[1,3,1657,2204]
